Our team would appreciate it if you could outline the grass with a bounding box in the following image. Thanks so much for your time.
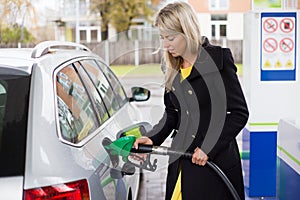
[110,64,163,76]
[111,63,243,76]
[236,63,242,76]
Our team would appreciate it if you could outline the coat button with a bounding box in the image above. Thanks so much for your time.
[188,90,193,95]
[186,110,189,115]
[172,86,175,91]
[191,134,196,138]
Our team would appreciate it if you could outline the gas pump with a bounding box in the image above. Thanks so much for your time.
[243,2,300,198]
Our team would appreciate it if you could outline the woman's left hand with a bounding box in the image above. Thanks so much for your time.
[192,147,208,166]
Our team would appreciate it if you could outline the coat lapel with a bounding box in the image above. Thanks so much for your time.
[187,37,224,82]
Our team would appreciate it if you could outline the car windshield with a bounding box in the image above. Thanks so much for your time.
[0,71,30,177]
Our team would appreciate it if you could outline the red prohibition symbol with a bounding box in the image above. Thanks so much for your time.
[280,18,294,33]
[263,18,278,33]
[263,38,278,53]
[280,38,294,53]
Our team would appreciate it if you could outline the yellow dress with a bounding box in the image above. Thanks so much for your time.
[171,170,182,200]
[171,65,193,200]
[180,65,193,82]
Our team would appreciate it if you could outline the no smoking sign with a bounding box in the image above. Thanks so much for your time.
[263,18,278,33]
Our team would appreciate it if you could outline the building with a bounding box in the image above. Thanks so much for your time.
[51,0,300,43]
[190,0,251,41]
[47,0,300,64]
[189,0,299,42]
[53,0,157,43]
[52,0,101,42]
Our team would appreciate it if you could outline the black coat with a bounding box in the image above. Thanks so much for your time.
[148,38,249,200]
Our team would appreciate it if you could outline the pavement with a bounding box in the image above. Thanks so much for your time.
[120,75,167,200]
[137,153,168,200]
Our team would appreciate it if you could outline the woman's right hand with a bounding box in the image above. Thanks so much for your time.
[133,136,153,149]
[131,136,153,162]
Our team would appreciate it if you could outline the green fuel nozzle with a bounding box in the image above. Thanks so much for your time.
[104,135,136,162]
[103,135,157,172]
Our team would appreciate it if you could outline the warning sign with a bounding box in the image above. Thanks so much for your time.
[260,12,296,81]
[280,38,294,53]
[264,60,272,68]
[263,18,278,33]
[285,60,293,68]
[280,18,294,33]
[274,60,282,68]
[263,38,277,53]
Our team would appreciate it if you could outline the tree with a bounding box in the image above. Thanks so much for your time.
[0,0,37,43]
[110,0,154,40]
[1,24,34,44]
[90,0,112,41]
[90,0,156,40]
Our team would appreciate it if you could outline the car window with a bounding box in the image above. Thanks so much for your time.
[80,59,126,116]
[94,60,127,108]
[0,84,6,141]
[56,64,99,144]
[73,62,109,124]
[0,74,30,177]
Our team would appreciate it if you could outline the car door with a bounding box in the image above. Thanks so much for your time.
[77,59,147,200]
[56,61,121,199]
[56,58,138,200]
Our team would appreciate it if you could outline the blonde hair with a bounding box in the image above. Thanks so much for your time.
[155,1,203,91]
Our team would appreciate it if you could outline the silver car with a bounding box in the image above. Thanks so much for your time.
[0,41,151,200]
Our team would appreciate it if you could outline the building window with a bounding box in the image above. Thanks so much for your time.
[209,0,229,10]
[78,27,100,43]
[211,14,227,21]
[80,30,87,42]
[91,30,98,42]
[211,14,227,40]
[212,25,216,37]
[220,25,227,37]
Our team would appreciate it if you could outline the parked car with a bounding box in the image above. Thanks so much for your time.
[0,41,151,200]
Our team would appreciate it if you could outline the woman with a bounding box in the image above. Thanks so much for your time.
[134,1,249,200]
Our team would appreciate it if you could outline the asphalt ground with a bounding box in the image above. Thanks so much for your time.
[119,75,167,200]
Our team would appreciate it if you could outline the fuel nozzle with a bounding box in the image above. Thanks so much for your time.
[103,136,158,172]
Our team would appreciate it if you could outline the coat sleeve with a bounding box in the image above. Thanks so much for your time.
[147,91,179,146]
[207,48,249,160]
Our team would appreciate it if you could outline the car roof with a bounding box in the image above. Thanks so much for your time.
[0,49,34,74]
[0,41,96,74]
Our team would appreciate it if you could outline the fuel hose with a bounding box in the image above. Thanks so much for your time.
[131,144,241,200]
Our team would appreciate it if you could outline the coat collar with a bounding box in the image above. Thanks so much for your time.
[186,37,223,81]
[199,36,223,71]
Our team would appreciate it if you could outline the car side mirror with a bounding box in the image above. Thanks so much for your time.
[129,87,150,102]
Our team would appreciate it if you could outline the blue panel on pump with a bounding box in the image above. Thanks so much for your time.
[242,128,277,197]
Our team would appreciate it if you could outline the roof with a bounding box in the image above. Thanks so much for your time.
[0,49,34,74]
